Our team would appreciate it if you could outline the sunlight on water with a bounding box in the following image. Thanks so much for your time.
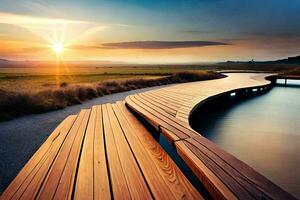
[192,86,300,198]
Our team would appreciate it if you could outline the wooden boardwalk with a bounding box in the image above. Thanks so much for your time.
[125,73,295,200]
[1,73,296,200]
[0,102,201,200]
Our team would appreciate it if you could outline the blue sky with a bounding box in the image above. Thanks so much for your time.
[0,0,300,62]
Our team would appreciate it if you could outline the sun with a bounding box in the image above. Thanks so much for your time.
[52,42,64,54]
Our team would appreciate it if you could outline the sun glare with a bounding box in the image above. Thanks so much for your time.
[52,42,64,54]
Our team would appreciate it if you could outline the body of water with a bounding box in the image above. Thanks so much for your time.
[191,84,300,198]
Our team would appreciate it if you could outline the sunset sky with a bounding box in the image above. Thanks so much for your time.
[0,0,300,63]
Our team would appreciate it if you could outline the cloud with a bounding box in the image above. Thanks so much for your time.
[101,41,229,49]
[181,30,214,34]
[0,12,133,31]
[0,12,108,45]
[0,12,93,28]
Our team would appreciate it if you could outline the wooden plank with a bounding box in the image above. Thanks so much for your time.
[175,140,237,200]
[0,116,76,200]
[158,91,192,100]
[159,89,195,98]
[134,94,192,131]
[126,96,189,141]
[155,91,192,101]
[103,104,152,199]
[177,139,255,199]
[74,108,95,199]
[176,112,189,118]
[113,101,202,199]
[177,106,194,113]
[93,105,111,200]
[133,94,187,133]
[188,135,296,200]
[176,126,296,200]
[129,95,199,138]
[17,116,77,200]
[102,104,131,199]
[140,93,182,110]
[74,106,110,199]
[146,92,187,106]
[175,115,189,124]
[140,93,177,116]
[37,109,91,200]
[142,93,180,111]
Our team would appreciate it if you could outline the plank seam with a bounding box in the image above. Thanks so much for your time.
[106,105,131,196]
[101,106,114,199]
[71,110,92,200]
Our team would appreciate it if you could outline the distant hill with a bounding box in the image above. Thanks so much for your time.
[223,55,300,65]
[0,58,13,66]
[0,58,9,62]
[268,55,300,64]
[0,59,23,67]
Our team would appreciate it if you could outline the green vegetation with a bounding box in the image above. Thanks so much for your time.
[0,62,299,121]
[0,70,224,121]
[0,73,160,92]
[0,65,216,92]
[280,68,300,76]
[208,63,300,72]
[1,63,299,92]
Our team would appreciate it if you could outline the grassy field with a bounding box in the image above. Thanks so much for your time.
[0,62,299,121]
[0,73,161,92]
[1,62,299,92]
[0,65,214,92]
[0,67,224,121]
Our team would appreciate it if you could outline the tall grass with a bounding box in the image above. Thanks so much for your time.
[0,71,224,121]
[280,68,300,76]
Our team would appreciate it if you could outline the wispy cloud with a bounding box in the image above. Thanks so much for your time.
[100,41,229,49]
[181,30,214,34]
[0,12,93,27]
[0,12,108,45]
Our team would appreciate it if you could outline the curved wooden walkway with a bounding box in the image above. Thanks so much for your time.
[0,103,200,200]
[125,73,295,200]
[1,73,296,200]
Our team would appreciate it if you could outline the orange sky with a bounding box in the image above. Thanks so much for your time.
[1,0,300,63]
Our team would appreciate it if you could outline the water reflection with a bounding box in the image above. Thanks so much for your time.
[191,85,300,198]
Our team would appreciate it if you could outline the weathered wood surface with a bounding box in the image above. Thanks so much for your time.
[1,103,200,200]
[126,73,296,200]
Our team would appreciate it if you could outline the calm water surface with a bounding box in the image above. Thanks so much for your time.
[191,84,300,198]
